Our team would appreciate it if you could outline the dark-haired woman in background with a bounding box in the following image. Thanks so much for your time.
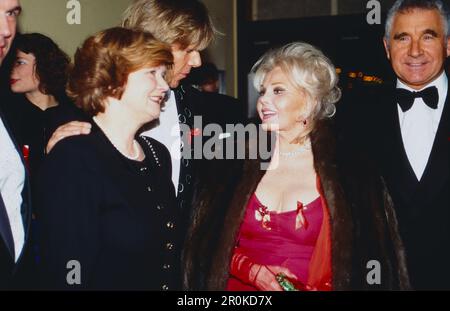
[6,35,74,284]
[8,33,72,176]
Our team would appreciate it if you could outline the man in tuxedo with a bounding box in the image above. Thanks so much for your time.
[356,0,450,289]
[0,0,34,289]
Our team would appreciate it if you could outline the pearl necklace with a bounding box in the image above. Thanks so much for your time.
[279,140,312,157]
[92,116,140,160]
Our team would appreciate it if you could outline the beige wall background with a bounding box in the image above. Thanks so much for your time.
[17,0,238,97]
[18,0,132,58]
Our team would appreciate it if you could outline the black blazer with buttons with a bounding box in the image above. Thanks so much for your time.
[36,122,179,290]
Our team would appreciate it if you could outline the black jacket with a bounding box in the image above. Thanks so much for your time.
[36,123,180,290]
[346,79,450,289]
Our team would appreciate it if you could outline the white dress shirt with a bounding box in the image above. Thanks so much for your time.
[0,116,25,262]
[141,90,181,193]
[397,71,448,181]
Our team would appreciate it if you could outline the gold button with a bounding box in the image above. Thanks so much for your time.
[147,186,152,192]
[163,264,171,270]
[162,284,169,290]
[166,242,174,250]
[166,221,174,229]
[157,204,163,210]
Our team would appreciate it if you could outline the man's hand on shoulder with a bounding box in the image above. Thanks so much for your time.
[46,121,91,154]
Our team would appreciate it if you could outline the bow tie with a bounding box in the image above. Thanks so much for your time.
[395,86,439,112]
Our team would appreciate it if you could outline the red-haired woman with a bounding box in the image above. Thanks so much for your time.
[36,27,178,290]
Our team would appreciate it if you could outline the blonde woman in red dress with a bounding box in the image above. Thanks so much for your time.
[183,42,410,291]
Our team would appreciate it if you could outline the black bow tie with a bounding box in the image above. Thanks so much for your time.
[395,86,439,112]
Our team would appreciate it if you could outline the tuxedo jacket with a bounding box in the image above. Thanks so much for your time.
[341,78,450,289]
[174,85,244,236]
[0,107,33,289]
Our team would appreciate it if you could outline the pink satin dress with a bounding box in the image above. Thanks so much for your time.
[226,193,323,291]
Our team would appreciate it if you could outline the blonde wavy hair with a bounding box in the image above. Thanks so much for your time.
[121,0,216,50]
[252,42,341,139]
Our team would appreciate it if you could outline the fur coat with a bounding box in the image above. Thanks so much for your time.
[183,119,410,290]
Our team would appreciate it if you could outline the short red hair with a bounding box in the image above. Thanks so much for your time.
[67,27,173,116]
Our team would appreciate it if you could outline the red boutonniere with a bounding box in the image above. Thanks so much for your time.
[188,128,201,144]
[22,145,30,169]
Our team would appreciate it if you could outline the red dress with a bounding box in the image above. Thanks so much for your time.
[226,193,324,291]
